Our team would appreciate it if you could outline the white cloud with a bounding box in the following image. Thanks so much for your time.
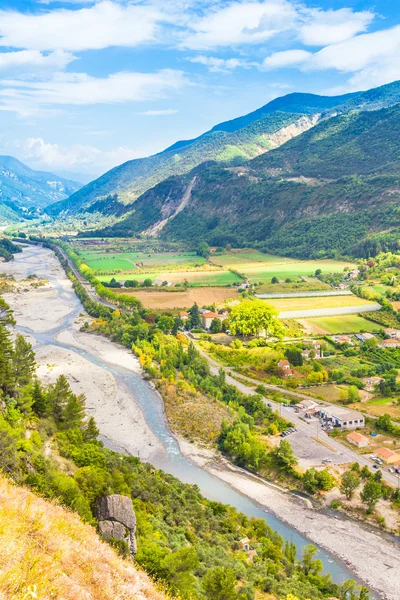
[0,50,76,72]
[298,8,374,46]
[136,109,179,116]
[180,0,297,50]
[263,23,400,92]
[263,49,311,68]
[19,137,142,174]
[0,69,187,115]
[188,55,252,73]
[0,1,163,51]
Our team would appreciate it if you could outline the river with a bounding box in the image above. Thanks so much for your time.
[2,244,394,597]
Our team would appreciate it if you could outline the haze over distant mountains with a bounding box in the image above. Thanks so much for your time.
[0,156,81,223]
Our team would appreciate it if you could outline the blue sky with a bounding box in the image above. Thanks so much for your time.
[0,0,399,181]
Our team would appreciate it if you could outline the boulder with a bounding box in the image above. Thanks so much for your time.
[95,494,137,556]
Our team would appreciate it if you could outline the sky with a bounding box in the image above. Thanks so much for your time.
[0,0,399,182]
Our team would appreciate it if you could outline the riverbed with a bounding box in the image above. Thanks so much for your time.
[2,244,400,600]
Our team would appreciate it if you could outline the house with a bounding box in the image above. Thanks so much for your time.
[239,537,250,552]
[202,311,220,330]
[347,432,369,448]
[337,283,347,290]
[375,447,400,464]
[384,328,400,339]
[331,335,353,345]
[277,360,293,377]
[152,279,163,287]
[311,340,323,358]
[179,311,189,321]
[355,333,375,343]
[296,399,319,411]
[348,269,360,279]
[379,338,400,349]
[363,376,383,392]
[319,405,365,430]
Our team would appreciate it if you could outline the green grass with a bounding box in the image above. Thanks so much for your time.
[97,270,241,286]
[304,314,381,334]
[80,250,205,273]
[266,295,374,312]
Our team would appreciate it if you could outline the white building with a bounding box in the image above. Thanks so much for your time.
[319,405,364,430]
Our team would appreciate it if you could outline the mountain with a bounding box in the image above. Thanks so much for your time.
[46,90,370,218]
[94,101,400,259]
[48,80,400,222]
[0,156,81,223]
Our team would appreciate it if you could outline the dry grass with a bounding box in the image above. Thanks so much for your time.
[0,475,168,600]
[119,287,236,309]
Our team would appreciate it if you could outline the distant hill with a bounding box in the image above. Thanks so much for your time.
[0,155,81,223]
[47,90,370,218]
[94,101,400,259]
[48,80,400,223]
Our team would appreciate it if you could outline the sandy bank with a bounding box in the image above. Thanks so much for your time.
[178,439,400,600]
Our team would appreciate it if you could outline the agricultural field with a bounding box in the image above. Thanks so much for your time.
[80,250,205,273]
[211,250,355,283]
[97,270,241,286]
[299,314,382,335]
[264,295,376,313]
[117,287,237,309]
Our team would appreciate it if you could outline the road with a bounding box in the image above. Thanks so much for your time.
[187,334,400,487]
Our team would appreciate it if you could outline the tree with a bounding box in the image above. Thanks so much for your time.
[360,480,382,513]
[31,379,48,417]
[157,315,175,333]
[300,545,322,577]
[62,393,86,430]
[48,375,73,424]
[0,297,15,326]
[142,278,153,287]
[340,471,361,500]
[203,567,237,600]
[271,276,279,284]
[270,440,297,469]
[228,300,284,339]
[285,347,303,366]
[189,303,201,328]
[83,416,100,442]
[197,242,210,259]
[12,334,36,390]
[210,318,222,334]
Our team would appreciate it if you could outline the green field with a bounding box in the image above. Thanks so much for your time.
[303,314,381,334]
[97,270,241,286]
[80,251,205,273]
[212,251,355,283]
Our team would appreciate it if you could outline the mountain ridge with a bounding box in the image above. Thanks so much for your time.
[92,101,400,259]
[0,155,81,223]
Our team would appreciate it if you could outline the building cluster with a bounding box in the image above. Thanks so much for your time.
[294,400,365,430]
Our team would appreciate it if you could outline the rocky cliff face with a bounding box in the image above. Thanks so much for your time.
[96,494,137,556]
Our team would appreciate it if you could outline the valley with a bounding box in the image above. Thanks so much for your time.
[2,241,400,600]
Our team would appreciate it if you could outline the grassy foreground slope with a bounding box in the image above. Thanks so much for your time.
[98,101,400,258]
[0,475,165,600]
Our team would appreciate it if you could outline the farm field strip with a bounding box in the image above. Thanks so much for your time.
[299,314,382,334]
[278,304,381,319]
[264,295,376,312]
[256,290,353,299]
[120,287,238,309]
[97,270,241,286]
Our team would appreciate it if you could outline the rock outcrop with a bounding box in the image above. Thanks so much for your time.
[96,494,137,556]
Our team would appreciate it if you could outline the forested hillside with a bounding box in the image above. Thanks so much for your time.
[48,80,400,221]
[96,102,400,259]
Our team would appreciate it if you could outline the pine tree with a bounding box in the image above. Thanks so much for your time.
[31,379,49,417]
[0,325,13,396]
[61,393,86,430]
[49,375,73,424]
[12,334,36,391]
[189,303,201,328]
[84,416,100,442]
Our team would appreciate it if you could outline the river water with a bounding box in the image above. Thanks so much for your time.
[6,245,375,592]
